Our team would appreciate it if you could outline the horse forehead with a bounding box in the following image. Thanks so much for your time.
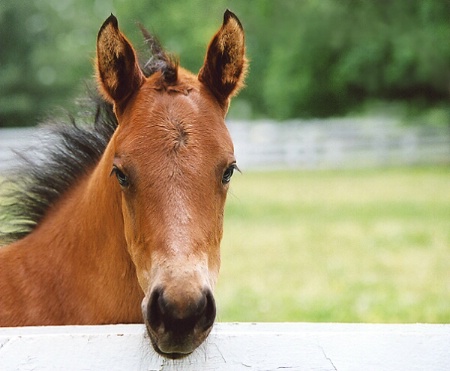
[116,86,232,157]
[138,85,228,140]
[145,82,218,121]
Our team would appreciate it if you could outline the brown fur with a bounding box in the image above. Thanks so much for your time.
[0,10,247,359]
[199,10,248,109]
[96,14,145,109]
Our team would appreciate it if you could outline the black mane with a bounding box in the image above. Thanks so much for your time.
[0,97,117,244]
[139,24,178,83]
[0,26,177,245]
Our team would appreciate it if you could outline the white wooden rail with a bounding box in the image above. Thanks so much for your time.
[1,323,449,370]
[228,118,450,170]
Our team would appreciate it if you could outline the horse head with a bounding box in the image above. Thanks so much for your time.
[96,10,247,358]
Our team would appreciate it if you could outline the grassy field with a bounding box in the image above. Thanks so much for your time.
[216,167,450,323]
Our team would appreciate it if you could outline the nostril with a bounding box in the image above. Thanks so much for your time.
[200,289,216,331]
[146,287,217,336]
[147,287,164,331]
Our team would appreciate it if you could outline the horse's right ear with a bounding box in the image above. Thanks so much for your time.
[96,14,145,111]
[198,10,247,110]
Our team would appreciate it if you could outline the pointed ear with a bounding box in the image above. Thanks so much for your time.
[198,10,248,109]
[96,14,145,110]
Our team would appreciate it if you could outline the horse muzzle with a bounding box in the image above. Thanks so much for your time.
[142,286,216,358]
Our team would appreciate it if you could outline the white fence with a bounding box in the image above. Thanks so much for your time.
[229,118,450,170]
[0,127,41,171]
[1,323,449,370]
[1,119,449,171]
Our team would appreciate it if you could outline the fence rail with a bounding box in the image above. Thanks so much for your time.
[229,118,450,170]
[0,127,41,171]
[1,323,449,370]
[1,119,449,171]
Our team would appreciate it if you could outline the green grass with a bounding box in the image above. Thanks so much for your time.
[216,167,450,323]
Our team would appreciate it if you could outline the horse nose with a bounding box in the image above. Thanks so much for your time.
[146,286,216,348]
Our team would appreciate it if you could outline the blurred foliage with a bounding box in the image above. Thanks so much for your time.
[1,0,449,127]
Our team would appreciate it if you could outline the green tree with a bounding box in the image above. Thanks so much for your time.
[261,0,450,119]
[1,0,449,126]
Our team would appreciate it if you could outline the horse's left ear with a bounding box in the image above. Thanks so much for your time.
[198,10,248,110]
[96,14,145,111]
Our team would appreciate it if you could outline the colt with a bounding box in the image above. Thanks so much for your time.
[0,10,247,358]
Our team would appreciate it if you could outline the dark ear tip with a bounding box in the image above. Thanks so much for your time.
[99,13,118,36]
[223,9,243,30]
[106,13,118,26]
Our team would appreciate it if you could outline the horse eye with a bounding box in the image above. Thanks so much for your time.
[111,166,130,187]
[222,164,237,185]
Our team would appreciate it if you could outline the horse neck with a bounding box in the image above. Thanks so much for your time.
[6,142,143,324]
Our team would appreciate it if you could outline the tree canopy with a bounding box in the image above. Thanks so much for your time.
[1,0,449,127]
